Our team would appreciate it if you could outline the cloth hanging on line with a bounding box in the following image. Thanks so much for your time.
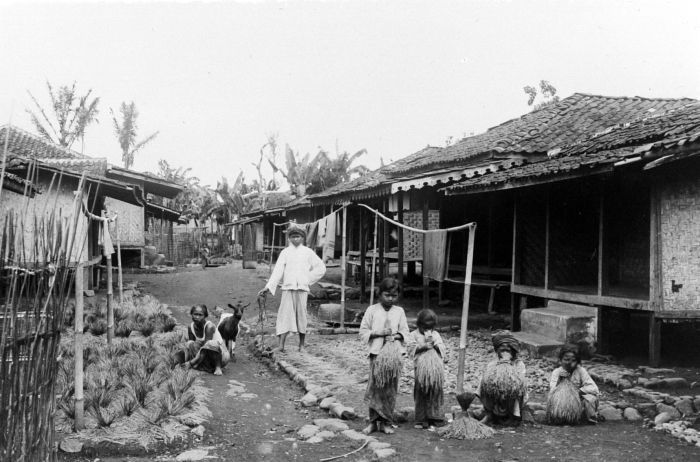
[322,212,336,262]
[305,221,319,249]
[101,220,115,256]
[423,230,448,282]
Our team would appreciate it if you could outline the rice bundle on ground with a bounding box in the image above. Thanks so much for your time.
[415,348,443,399]
[373,340,403,387]
[546,378,582,425]
[437,414,495,440]
[480,361,526,408]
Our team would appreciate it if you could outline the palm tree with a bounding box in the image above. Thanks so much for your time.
[268,144,325,196]
[308,148,368,194]
[155,160,206,222]
[111,102,159,169]
[26,80,100,150]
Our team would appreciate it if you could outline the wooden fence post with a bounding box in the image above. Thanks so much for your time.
[74,265,85,430]
[116,215,123,303]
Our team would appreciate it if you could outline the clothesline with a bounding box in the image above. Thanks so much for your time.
[271,203,349,229]
[355,203,475,234]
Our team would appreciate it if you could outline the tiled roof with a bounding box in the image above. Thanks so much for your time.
[385,93,696,176]
[0,125,108,175]
[444,102,700,194]
[308,169,389,203]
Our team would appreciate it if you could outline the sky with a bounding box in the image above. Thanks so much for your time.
[1,0,699,189]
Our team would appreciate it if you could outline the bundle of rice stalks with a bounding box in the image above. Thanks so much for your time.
[115,320,132,338]
[139,321,155,337]
[89,318,108,336]
[546,378,582,425]
[437,414,495,440]
[119,395,140,417]
[480,361,526,407]
[166,368,197,400]
[373,340,403,387]
[415,348,444,398]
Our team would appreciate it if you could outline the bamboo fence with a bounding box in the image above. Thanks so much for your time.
[0,171,88,461]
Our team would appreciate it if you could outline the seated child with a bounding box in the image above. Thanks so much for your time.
[409,308,447,430]
[478,331,528,426]
[548,344,599,424]
[173,304,229,375]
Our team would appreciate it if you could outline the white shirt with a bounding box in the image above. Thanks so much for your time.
[359,303,410,356]
[265,244,326,295]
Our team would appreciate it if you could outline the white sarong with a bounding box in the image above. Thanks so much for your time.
[276,290,308,335]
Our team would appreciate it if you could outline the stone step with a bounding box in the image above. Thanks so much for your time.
[520,302,597,344]
[512,331,564,359]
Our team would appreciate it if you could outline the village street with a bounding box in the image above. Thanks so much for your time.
[94,264,700,462]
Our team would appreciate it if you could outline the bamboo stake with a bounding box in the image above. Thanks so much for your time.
[369,211,378,306]
[116,215,123,303]
[103,211,114,343]
[74,264,85,430]
[269,224,276,276]
[340,205,348,329]
[456,225,477,396]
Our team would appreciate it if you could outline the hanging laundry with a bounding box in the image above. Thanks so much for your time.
[323,212,336,262]
[423,230,448,282]
[305,221,320,249]
[101,220,115,256]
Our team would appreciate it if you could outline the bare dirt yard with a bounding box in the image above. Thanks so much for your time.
[67,262,700,462]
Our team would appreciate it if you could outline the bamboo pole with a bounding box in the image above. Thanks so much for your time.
[340,205,348,329]
[116,215,123,303]
[103,211,114,343]
[369,211,378,306]
[269,224,276,276]
[74,264,85,430]
[456,224,476,396]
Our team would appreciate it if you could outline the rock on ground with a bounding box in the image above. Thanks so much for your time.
[675,399,695,416]
[374,448,397,459]
[313,418,349,432]
[369,442,392,450]
[342,429,373,442]
[176,449,210,461]
[657,403,682,420]
[623,408,642,421]
[655,412,673,426]
[300,392,318,407]
[316,430,336,439]
[319,397,338,409]
[599,407,623,421]
[59,438,83,453]
[297,424,320,439]
[306,436,324,444]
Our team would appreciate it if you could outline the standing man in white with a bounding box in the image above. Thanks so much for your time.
[258,224,326,352]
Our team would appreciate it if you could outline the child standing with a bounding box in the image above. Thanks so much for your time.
[548,344,599,424]
[359,278,410,435]
[410,308,447,430]
[258,224,326,352]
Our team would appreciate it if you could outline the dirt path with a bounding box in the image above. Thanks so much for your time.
[121,264,700,462]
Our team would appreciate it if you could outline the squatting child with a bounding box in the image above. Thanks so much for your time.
[548,344,599,424]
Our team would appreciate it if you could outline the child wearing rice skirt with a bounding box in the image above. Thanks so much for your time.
[359,278,410,435]
[409,309,447,430]
[548,344,599,424]
[478,331,528,426]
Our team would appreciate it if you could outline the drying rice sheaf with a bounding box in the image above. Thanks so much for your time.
[480,361,526,404]
[415,348,443,392]
[373,340,403,387]
[546,378,582,425]
[437,414,495,440]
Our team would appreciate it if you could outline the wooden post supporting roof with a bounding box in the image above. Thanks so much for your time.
[649,182,663,366]
[397,191,404,286]
[359,206,366,303]
[422,193,429,309]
